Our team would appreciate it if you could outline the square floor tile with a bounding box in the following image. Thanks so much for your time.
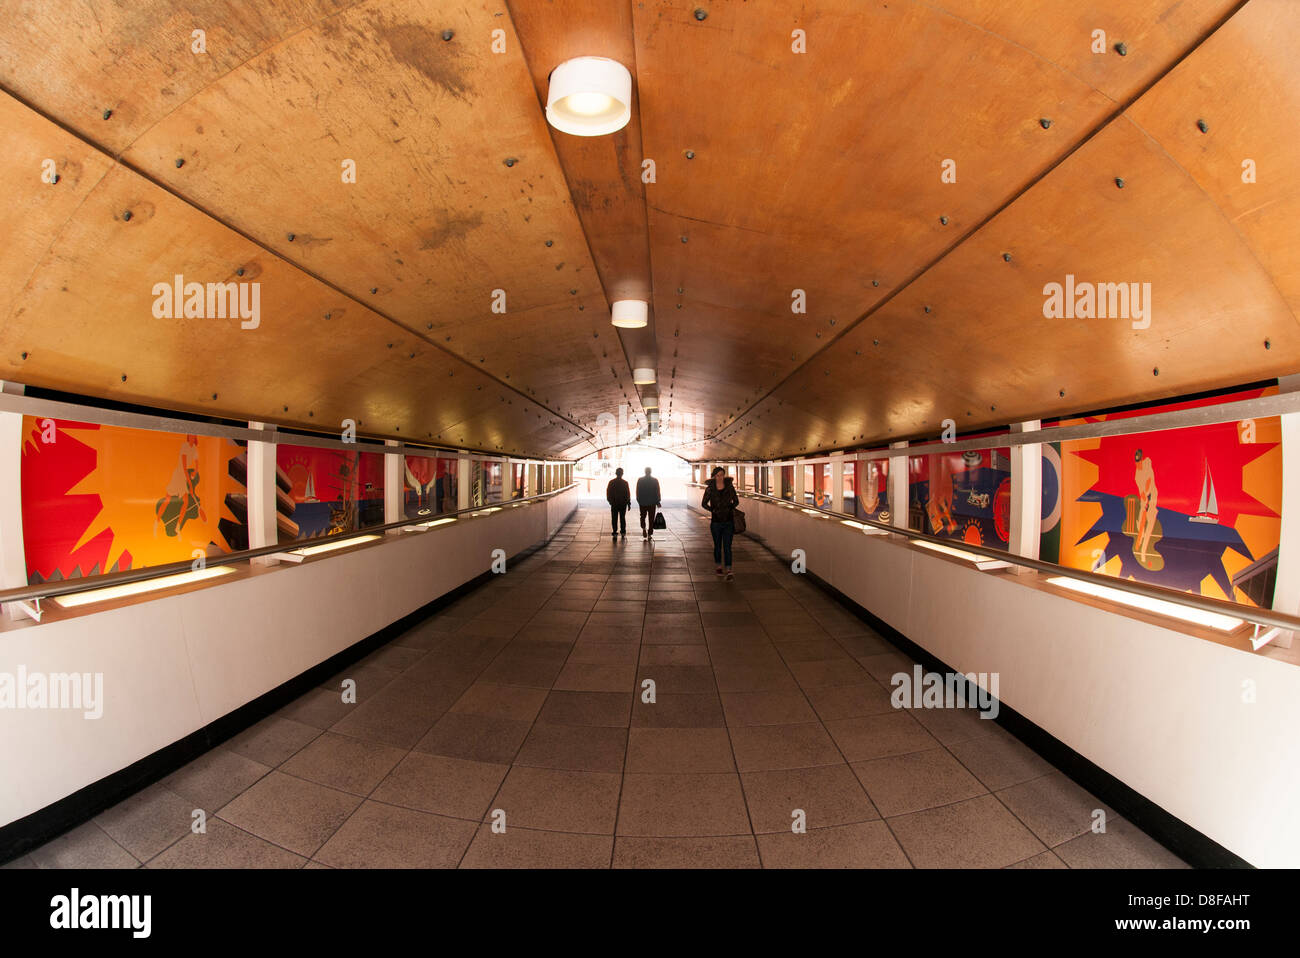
[225,715,320,767]
[741,764,879,833]
[729,723,842,771]
[756,821,910,868]
[93,783,197,862]
[314,801,476,868]
[947,727,1054,790]
[613,835,759,868]
[823,712,939,763]
[887,794,1046,868]
[448,683,548,723]
[721,689,819,727]
[414,712,532,764]
[626,727,735,773]
[147,817,306,868]
[537,690,633,727]
[631,691,726,728]
[995,771,1114,848]
[27,822,138,869]
[370,752,509,820]
[163,748,271,812]
[616,773,751,837]
[217,771,361,858]
[460,823,613,868]
[280,732,407,796]
[850,747,987,817]
[514,723,627,773]
[488,767,621,835]
[1053,817,1187,869]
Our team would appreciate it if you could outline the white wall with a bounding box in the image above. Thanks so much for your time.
[697,494,1300,868]
[0,489,578,829]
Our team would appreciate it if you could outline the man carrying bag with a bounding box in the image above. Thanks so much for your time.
[636,467,662,539]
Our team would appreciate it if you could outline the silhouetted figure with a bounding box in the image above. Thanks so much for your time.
[702,466,740,579]
[606,467,631,537]
[636,467,662,539]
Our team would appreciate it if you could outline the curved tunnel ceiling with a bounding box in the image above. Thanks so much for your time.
[1,0,1296,461]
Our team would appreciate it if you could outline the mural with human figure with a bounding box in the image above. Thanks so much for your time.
[1040,385,1282,607]
[19,418,247,584]
[907,434,1013,550]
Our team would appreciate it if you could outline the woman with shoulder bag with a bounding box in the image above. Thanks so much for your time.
[701,467,741,580]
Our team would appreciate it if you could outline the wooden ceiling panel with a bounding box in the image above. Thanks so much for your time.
[695,104,1299,460]
[0,95,117,324]
[106,0,627,426]
[0,95,596,458]
[0,0,351,152]
[633,0,1152,440]
[1125,0,1300,318]
[931,0,1241,103]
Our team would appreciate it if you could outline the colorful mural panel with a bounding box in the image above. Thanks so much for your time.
[1040,386,1281,606]
[20,418,247,584]
[275,445,385,542]
[404,454,458,518]
[846,457,891,522]
[908,440,1013,550]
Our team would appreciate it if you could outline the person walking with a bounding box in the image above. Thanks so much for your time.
[702,466,740,579]
[636,467,662,539]
[606,467,631,537]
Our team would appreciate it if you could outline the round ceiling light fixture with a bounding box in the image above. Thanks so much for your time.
[632,367,656,385]
[546,57,632,136]
[642,392,659,409]
[611,299,648,329]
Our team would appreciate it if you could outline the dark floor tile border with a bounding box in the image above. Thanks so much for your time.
[734,524,1253,870]
[0,508,576,865]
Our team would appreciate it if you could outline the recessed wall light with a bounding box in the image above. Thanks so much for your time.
[546,57,632,136]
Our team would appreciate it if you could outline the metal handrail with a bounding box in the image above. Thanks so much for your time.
[690,389,1300,464]
[687,482,1300,636]
[0,390,585,464]
[0,484,580,606]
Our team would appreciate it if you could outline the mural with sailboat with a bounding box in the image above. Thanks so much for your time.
[1040,386,1282,609]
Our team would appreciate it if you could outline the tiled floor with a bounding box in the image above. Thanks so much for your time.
[4,502,1187,869]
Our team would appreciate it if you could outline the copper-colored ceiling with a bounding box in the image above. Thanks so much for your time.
[1,0,1296,461]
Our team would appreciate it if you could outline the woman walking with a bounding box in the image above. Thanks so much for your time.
[702,466,740,580]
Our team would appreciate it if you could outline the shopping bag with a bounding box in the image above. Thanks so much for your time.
[653,512,667,530]
[732,508,747,534]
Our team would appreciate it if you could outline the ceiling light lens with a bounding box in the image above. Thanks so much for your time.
[611,300,648,329]
[546,57,632,136]
[564,91,615,116]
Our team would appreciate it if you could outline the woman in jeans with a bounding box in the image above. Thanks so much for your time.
[701,466,740,580]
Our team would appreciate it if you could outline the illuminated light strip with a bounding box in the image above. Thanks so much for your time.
[292,534,382,557]
[913,540,1012,571]
[51,565,238,608]
[403,518,456,531]
[470,507,503,517]
[1045,576,1244,633]
[841,520,889,535]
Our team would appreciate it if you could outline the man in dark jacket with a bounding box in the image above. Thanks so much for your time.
[636,467,662,538]
[606,467,631,537]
